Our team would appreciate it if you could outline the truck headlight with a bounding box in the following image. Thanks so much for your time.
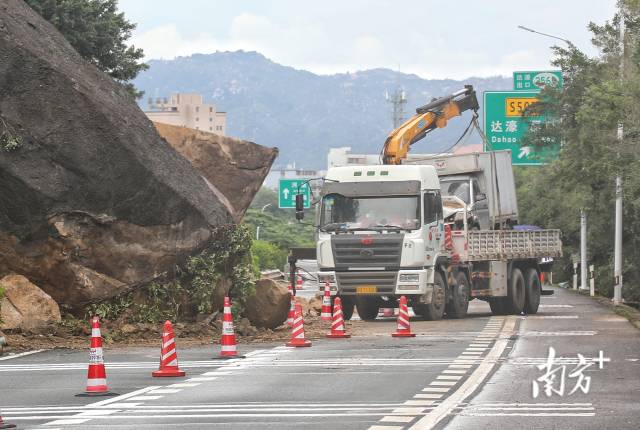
[399,274,420,282]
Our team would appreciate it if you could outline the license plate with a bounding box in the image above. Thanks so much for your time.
[356,286,377,294]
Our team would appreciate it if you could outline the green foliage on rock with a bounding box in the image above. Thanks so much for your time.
[24,0,147,98]
[187,224,255,315]
[0,116,22,152]
[516,2,640,301]
[85,225,256,323]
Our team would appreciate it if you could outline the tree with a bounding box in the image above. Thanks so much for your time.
[24,0,147,98]
[516,1,640,301]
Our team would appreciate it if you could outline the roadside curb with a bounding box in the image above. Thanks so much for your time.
[562,286,640,330]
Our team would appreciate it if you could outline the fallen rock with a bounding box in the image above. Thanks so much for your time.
[308,295,323,314]
[155,123,277,222]
[0,274,61,331]
[245,279,289,329]
[0,0,275,307]
[236,317,258,336]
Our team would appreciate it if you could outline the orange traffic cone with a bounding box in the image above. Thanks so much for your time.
[152,321,186,377]
[321,281,332,321]
[286,303,311,347]
[287,284,295,327]
[326,297,351,339]
[296,273,303,290]
[392,296,415,338]
[0,412,16,429]
[77,316,114,397]
[217,296,243,359]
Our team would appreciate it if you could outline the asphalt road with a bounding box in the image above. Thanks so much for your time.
[1,286,638,430]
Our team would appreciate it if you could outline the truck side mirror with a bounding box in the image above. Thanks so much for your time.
[476,192,487,201]
[295,194,304,220]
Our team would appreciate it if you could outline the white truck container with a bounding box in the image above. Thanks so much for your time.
[404,150,517,230]
[314,153,562,320]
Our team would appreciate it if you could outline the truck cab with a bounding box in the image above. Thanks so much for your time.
[315,164,458,321]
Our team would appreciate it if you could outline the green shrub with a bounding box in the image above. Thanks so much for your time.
[252,240,287,272]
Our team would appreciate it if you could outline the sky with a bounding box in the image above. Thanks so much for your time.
[119,0,618,80]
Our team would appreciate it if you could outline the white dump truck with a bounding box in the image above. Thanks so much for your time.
[311,151,562,321]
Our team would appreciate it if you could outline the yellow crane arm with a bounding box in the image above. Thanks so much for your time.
[382,85,479,164]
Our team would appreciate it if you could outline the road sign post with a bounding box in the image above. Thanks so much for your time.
[279,179,311,209]
[483,91,558,165]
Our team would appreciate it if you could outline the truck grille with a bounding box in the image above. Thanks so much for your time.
[331,234,403,269]
[336,271,398,295]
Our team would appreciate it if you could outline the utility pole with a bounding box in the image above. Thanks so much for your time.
[614,6,625,305]
[580,209,587,291]
[386,87,407,128]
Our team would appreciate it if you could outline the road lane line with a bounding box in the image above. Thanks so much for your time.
[414,394,442,399]
[410,316,516,430]
[147,388,181,394]
[0,349,46,361]
[45,418,91,425]
[127,396,163,401]
[381,415,415,423]
[90,386,160,407]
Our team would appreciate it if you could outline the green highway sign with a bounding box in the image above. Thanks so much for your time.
[483,91,558,165]
[513,70,563,91]
[278,179,311,209]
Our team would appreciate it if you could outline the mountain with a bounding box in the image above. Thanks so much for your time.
[133,51,512,169]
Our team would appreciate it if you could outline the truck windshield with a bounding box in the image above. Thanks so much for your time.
[320,194,420,231]
[440,180,471,204]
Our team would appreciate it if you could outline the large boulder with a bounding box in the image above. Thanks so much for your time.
[244,279,289,329]
[0,0,275,306]
[0,274,61,331]
[155,123,277,222]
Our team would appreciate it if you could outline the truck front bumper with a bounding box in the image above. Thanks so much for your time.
[317,269,433,297]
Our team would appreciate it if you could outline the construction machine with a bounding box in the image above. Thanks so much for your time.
[382,85,479,165]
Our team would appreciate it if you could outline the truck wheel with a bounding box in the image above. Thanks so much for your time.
[419,271,446,321]
[489,298,507,315]
[341,296,355,321]
[355,297,379,321]
[446,272,469,318]
[506,267,526,314]
[524,269,541,314]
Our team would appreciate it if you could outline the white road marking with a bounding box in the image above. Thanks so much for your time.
[403,400,434,406]
[369,426,405,430]
[436,375,463,381]
[147,389,181,394]
[526,315,579,319]
[430,381,457,386]
[410,316,515,430]
[449,364,473,369]
[381,415,415,423]
[414,394,442,399]
[187,377,218,381]
[422,388,450,393]
[44,418,90,425]
[443,370,467,374]
[168,382,201,388]
[462,412,595,417]
[0,349,46,361]
[539,304,574,308]
[522,331,596,336]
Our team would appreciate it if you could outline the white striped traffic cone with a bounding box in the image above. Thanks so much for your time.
[79,316,113,396]
[392,296,415,337]
[287,283,295,327]
[0,411,16,429]
[286,303,311,347]
[219,297,238,358]
[321,282,332,321]
[152,320,185,377]
[326,297,351,339]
